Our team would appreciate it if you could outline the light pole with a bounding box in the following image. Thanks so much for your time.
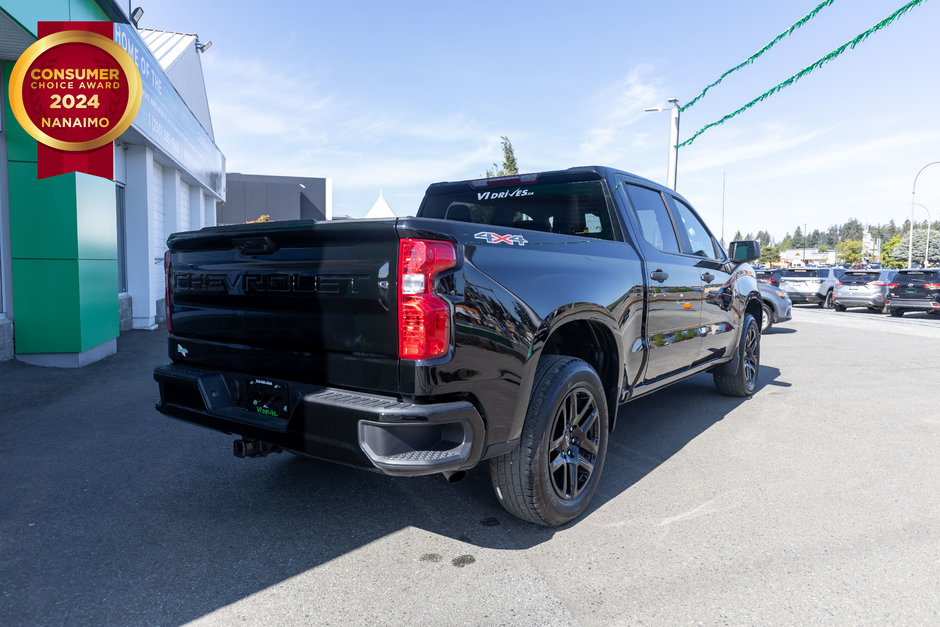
[913,203,931,267]
[645,98,680,190]
[909,162,940,267]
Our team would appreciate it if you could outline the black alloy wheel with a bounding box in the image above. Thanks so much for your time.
[546,386,601,501]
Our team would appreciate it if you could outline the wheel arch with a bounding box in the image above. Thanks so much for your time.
[509,307,623,441]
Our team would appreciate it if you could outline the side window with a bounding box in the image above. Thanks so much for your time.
[624,185,681,254]
[670,197,721,259]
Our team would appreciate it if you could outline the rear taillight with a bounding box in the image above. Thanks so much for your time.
[835,281,843,285]
[924,283,940,290]
[867,281,886,287]
[164,250,173,333]
[887,283,899,288]
[398,239,457,360]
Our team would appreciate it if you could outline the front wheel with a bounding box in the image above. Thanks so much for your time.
[490,356,609,527]
[714,313,760,397]
[820,290,834,308]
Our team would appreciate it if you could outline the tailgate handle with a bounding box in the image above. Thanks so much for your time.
[232,236,279,255]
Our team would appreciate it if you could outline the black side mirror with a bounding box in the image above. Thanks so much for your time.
[728,240,761,263]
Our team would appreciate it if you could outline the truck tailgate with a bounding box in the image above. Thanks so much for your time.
[166,219,399,394]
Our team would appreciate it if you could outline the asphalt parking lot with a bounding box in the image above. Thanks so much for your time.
[1,307,938,625]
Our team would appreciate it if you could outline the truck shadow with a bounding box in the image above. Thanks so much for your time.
[0,328,785,625]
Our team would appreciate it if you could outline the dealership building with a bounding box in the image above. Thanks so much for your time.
[0,0,225,365]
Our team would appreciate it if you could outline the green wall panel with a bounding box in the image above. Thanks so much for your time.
[66,0,109,22]
[0,0,109,37]
[78,259,117,350]
[8,163,79,260]
[76,173,117,260]
[11,258,82,353]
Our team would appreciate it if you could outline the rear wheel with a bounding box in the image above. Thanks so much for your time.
[834,303,847,312]
[714,313,760,397]
[490,356,608,526]
[760,302,774,333]
[889,308,904,317]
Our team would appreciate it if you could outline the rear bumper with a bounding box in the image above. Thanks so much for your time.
[886,298,940,312]
[834,292,886,308]
[786,291,824,304]
[154,363,486,476]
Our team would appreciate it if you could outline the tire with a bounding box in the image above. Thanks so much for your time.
[820,290,834,308]
[834,304,847,312]
[760,302,774,333]
[713,313,760,397]
[490,355,608,526]
[889,308,904,317]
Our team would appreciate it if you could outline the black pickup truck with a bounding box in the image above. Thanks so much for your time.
[154,166,762,526]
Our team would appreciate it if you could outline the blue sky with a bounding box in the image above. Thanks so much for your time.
[141,0,940,242]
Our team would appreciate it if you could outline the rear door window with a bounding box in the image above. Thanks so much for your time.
[623,185,681,254]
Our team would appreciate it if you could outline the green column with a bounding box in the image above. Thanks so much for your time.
[4,61,118,362]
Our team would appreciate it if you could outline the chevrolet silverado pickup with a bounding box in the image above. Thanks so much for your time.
[154,166,762,526]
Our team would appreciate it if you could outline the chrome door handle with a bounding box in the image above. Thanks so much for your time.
[701,272,715,283]
[650,270,669,283]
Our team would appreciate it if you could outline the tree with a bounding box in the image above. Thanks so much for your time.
[756,230,772,247]
[841,218,864,242]
[791,226,804,249]
[732,230,743,242]
[780,233,793,251]
[835,239,863,264]
[759,245,780,265]
[888,227,940,267]
[880,234,905,268]
[485,136,519,178]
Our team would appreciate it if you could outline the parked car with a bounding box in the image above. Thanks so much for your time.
[758,282,792,333]
[886,269,940,317]
[833,269,896,312]
[779,267,844,308]
[756,268,784,288]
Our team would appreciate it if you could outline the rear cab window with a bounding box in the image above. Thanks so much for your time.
[419,178,621,242]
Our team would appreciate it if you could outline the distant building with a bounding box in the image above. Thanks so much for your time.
[779,248,837,266]
[219,173,332,224]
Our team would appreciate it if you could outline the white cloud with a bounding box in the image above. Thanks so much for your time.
[577,65,664,164]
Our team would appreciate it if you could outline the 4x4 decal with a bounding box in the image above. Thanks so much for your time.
[474,232,529,246]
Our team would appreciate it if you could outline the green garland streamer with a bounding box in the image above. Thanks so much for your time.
[681,0,836,113]
[678,0,929,148]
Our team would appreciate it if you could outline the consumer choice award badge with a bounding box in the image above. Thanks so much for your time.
[8,21,142,180]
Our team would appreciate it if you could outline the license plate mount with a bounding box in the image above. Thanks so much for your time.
[247,378,290,418]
